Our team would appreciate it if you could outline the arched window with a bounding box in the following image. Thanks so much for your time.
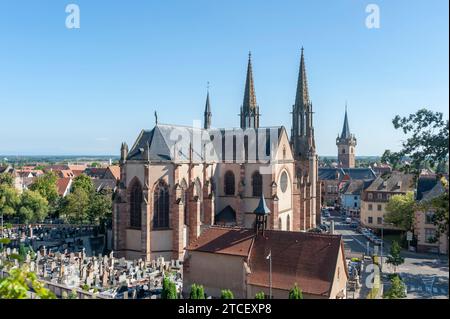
[129,180,142,229]
[278,217,282,230]
[287,215,291,231]
[153,180,170,229]
[252,171,263,197]
[180,179,188,226]
[224,171,235,196]
[342,148,346,154]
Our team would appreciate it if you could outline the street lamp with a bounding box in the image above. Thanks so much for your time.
[266,250,272,299]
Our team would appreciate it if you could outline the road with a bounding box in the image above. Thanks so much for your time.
[324,213,449,299]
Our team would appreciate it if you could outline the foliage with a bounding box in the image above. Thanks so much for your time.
[81,284,90,291]
[220,289,234,299]
[29,172,58,206]
[60,188,90,224]
[0,173,14,187]
[18,190,49,223]
[383,276,407,299]
[88,191,112,225]
[289,283,303,299]
[382,109,449,174]
[255,292,265,299]
[161,277,178,299]
[381,150,402,171]
[386,241,404,273]
[0,265,56,299]
[189,284,205,299]
[385,191,416,231]
[71,174,95,194]
[0,184,20,217]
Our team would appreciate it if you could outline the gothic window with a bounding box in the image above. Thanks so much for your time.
[252,171,263,197]
[342,148,346,154]
[280,171,288,193]
[283,146,286,160]
[287,215,291,231]
[244,136,249,162]
[129,180,142,229]
[180,179,188,226]
[278,217,282,230]
[153,180,170,229]
[224,171,235,196]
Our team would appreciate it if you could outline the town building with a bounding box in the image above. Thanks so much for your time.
[360,172,415,230]
[414,174,448,255]
[339,179,373,217]
[183,198,348,299]
[319,167,376,208]
[113,50,321,261]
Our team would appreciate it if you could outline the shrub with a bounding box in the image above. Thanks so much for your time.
[221,289,234,299]
[255,292,265,299]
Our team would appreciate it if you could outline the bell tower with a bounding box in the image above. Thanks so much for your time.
[336,105,357,168]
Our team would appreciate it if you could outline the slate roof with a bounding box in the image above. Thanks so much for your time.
[365,172,415,193]
[127,124,286,163]
[0,166,13,174]
[340,110,351,139]
[341,179,373,195]
[318,167,376,181]
[215,206,237,224]
[416,174,448,202]
[93,179,117,192]
[187,227,347,297]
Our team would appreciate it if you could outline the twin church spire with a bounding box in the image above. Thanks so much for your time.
[202,48,316,157]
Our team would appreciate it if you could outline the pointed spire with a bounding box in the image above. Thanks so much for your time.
[204,85,212,129]
[295,47,310,108]
[243,51,257,112]
[340,105,351,139]
[254,194,271,215]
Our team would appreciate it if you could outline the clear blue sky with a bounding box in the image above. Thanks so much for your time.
[0,0,448,156]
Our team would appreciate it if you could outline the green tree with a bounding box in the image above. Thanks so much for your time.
[386,241,405,273]
[220,289,234,299]
[161,277,178,299]
[189,284,205,299]
[60,188,90,224]
[18,190,49,223]
[0,265,56,299]
[0,184,20,217]
[71,174,95,194]
[381,150,402,171]
[382,109,449,174]
[29,172,58,206]
[255,292,265,299]
[289,283,303,299]
[383,276,407,299]
[88,191,112,225]
[385,191,416,231]
[0,173,14,187]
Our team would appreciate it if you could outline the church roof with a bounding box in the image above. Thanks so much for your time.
[127,124,288,163]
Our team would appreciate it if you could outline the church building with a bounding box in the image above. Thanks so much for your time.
[112,49,321,261]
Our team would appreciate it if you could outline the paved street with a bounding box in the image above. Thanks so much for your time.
[324,213,449,299]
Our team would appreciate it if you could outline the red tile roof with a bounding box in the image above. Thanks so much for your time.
[186,227,254,257]
[107,165,121,180]
[248,230,344,297]
[56,178,72,196]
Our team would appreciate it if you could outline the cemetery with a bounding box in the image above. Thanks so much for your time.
[0,226,183,299]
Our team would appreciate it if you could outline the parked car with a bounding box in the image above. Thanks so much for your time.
[350,221,359,229]
[319,224,329,232]
[345,217,352,224]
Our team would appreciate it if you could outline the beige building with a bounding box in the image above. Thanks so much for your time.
[113,50,321,261]
[183,226,348,299]
[360,172,415,230]
[414,174,448,255]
